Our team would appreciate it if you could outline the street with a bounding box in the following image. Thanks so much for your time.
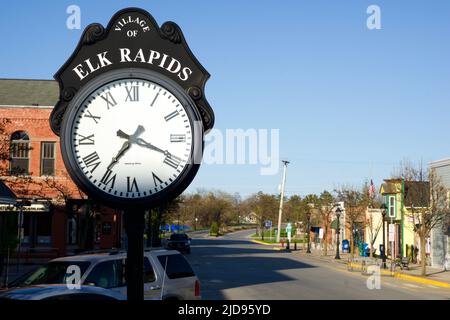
[186,230,450,300]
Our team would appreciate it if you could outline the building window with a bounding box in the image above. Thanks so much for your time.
[10,131,30,175]
[36,213,52,245]
[41,142,55,176]
[389,195,396,218]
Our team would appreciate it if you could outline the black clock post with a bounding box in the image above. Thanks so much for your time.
[50,8,214,300]
[124,210,145,300]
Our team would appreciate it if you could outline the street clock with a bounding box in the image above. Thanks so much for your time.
[50,8,214,209]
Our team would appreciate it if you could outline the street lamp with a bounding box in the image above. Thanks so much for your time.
[335,206,342,260]
[194,217,198,231]
[380,203,387,269]
[306,211,311,254]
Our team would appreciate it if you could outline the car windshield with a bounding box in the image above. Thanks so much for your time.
[170,234,188,241]
[11,261,91,287]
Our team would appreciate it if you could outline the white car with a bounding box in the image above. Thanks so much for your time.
[0,284,127,300]
[8,249,201,300]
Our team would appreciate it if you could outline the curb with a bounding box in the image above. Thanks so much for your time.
[347,262,450,289]
[251,239,277,246]
[251,239,284,249]
[251,240,300,251]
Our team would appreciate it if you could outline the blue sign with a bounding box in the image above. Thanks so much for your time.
[264,220,272,228]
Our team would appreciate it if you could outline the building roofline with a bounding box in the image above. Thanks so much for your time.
[0,104,54,109]
[0,78,54,82]
[430,158,450,169]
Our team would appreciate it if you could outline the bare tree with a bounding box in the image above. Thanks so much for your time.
[335,185,369,258]
[366,209,382,258]
[318,191,335,256]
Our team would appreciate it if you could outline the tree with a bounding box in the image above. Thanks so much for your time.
[284,195,303,223]
[242,192,278,240]
[318,191,335,256]
[149,196,181,246]
[366,209,382,258]
[392,160,450,275]
[335,185,369,258]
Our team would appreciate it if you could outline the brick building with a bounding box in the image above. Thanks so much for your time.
[0,79,123,258]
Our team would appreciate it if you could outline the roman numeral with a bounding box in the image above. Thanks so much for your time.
[125,85,139,102]
[163,154,181,169]
[100,169,116,189]
[152,172,163,187]
[78,134,95,145]
[150,93,159,106]
[84,110,101,124]
[82,152,101,173]
[100,92,117,109]
[170,134,186,143]
[164,110,179,122]
[127,177,139,193]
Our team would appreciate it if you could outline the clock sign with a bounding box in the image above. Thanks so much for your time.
[50,8,214,209]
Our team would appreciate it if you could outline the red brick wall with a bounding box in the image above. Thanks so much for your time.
[0,106,82,199]
[0,105,122,255]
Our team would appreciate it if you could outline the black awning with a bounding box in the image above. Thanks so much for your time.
[0,180,17,205]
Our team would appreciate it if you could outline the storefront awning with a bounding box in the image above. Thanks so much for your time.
[0,180,17,205]
[0,202,50,212]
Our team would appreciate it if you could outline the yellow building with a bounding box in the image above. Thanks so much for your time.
[380,179,428,259]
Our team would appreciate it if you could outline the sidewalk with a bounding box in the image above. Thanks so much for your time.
[266,243,450,288]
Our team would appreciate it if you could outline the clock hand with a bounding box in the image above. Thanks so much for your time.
[107,125,145,170]
[117,125,146,142]
[134,138,181,161]
[107,141,130,170]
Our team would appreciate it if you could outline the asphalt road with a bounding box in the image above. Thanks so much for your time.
[186,229,450,300]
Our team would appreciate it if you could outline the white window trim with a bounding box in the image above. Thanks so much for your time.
[388,195,396,218]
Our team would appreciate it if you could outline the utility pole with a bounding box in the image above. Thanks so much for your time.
[276,160,289,243]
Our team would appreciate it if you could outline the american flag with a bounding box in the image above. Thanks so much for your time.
[369,179,376,198]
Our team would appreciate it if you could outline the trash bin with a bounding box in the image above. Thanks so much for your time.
[342,240,349,253]
[358,242,364,256]
[362,243,369,257]
[379,244,385,257]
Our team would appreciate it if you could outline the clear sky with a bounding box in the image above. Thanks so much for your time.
[1,0,449,198]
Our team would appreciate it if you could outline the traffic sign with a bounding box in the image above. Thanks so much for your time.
[389,224,395,242]
[265,220,272,229]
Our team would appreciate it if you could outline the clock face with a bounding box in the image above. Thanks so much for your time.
[69,78,194,200]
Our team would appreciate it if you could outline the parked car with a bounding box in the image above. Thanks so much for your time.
[165,233,192,254]
[6,249,201,300]
[0,284,126,300]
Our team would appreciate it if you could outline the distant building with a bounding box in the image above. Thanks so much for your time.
[430,158,450,270]
[0,79,122,258]
[242,211,258,224]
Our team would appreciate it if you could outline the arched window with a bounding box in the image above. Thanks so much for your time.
[10,131,30,175]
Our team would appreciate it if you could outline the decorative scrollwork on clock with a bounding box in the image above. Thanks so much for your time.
[83,23,106,45]
[160,22,182,44]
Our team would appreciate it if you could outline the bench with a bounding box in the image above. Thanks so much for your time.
[395,257,410,270]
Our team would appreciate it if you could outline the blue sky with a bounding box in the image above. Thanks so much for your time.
[1,0,449,198]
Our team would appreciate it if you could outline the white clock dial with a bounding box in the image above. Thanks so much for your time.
[71,78,193,199]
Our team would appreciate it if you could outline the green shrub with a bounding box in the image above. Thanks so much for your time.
[210,222,220,236]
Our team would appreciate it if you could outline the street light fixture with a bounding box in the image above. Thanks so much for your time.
[334,206,343,260]
[306,210,312,254]
[380,203,387,269]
